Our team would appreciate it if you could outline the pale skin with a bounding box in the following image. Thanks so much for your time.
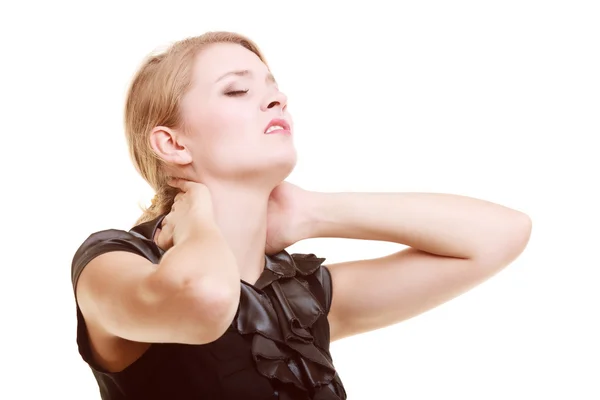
[76,42,532,373]
[266,183,532,340]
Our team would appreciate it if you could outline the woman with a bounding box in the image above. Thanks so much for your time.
[71,32,532,399]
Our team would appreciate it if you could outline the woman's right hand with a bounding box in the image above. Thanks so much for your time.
[155,179,216,250]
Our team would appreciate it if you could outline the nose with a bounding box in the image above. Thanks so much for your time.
[261,88,288,112]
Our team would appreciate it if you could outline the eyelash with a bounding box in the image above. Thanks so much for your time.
[225,89,249,97]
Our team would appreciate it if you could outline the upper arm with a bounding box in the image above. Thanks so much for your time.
[326,247,513,342]
[76,250,234,345]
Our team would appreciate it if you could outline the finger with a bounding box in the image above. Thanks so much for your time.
[153,227,162,245]
[156,229,174,251]
[156,219,174,249]
[174,192,184,202]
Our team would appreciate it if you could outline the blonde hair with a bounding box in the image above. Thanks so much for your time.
[124,32,267,225]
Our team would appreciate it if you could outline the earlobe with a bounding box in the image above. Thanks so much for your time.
[149,126,192,166]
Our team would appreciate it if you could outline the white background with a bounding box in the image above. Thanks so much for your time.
[1,1,598,399]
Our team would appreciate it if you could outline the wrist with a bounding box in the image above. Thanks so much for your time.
[297,191,331,240]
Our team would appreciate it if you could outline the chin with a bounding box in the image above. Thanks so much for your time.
[220,152,296,186]
[259,147,297,183]
[267,152,297,182]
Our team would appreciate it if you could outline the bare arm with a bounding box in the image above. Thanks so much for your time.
[299,192,532,341]
[76,225,241,345]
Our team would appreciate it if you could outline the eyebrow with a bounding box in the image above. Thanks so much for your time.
[215,69,277,85]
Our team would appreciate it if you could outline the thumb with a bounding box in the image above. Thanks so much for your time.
[155,227,174,251]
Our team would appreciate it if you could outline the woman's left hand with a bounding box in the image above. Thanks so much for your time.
[265,181,313,254]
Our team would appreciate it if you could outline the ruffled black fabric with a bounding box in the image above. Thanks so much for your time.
[235,251,346,400]
[132,215,345,398]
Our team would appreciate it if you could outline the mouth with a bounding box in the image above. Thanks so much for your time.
[264,118,291,135]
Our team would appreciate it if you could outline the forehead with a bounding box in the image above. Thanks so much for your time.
[193,42,267,83]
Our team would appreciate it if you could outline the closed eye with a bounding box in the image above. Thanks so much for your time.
[225,89,249,97]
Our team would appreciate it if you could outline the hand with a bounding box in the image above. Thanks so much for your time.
[265,182,313,254]
[155,179,216,251]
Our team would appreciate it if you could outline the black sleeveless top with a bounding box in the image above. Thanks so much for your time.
[71,215,347,400]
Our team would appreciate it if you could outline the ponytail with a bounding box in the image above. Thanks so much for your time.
[135,184,178,225]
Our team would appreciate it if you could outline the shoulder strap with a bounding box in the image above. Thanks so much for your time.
[307,265,333,314]
[291,253,333,314]
[71,228,161,292]
[71,215,165,291]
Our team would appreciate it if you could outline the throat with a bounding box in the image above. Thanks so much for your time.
[240,256,268,286]
[230,242,268,286]
[207,182,271,285]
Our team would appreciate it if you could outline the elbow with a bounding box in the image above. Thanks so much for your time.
[475,211,533,268]
[184,278,241,343]
[509,211,533,261]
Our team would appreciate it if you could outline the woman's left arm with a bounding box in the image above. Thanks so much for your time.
[297,191,532,341]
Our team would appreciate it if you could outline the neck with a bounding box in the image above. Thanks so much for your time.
[205,180,272,284]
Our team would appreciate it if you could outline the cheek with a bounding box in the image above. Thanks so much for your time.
[202,104,259,144]
[189,105,262,164]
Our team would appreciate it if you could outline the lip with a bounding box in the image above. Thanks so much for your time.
[264,118,291,134]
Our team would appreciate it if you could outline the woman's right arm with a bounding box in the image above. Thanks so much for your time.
[76,181,241,345]
[76,228,240,345]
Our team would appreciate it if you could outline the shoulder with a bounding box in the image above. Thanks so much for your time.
[71,227,160,291]
[290,253,333,313]
[290,253,328,277]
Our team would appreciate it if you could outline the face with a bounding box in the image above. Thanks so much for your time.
[153,42,296,186]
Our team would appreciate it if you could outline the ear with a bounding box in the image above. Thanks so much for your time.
[149,126,193,166]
